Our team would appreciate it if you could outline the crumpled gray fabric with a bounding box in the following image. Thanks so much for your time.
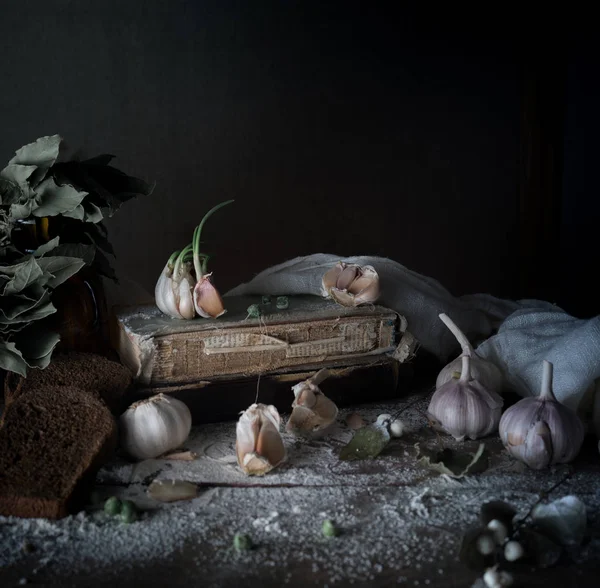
[476,308,600,412]
[226,254,600,410]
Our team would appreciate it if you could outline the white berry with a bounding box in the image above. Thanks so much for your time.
[390,418,405,437]
[503,540,524,562]
[476,534,496,555]
[483,566,513,588]
[487,519,508,544]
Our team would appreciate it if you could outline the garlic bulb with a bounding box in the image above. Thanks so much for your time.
[236,403,285,475]
[436,313,503,394]
[498,360,585,470]
[155,200,233,320]
[427,355,504,441]
[155,248,196,320]
[120,394,192,460]
[321,261,380,307]
[286,369,338,437]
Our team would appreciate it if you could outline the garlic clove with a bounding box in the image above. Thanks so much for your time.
[522,420,553,470]
[330,287,358,307]
[286,370,338,437]
[347,265,380,304]
[321,262,380,306]
[176,271,196,320]
[155,263,185,319]
[236,403,285,475]
[193,274,226,319]
[336,264,360,291]
[120,394,192,461]
[321,261,344,297]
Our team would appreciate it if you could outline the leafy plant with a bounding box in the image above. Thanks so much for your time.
[0,135,154,376]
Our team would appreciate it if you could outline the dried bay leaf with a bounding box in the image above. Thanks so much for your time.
[148,479,198,503]
[415,442,488,477]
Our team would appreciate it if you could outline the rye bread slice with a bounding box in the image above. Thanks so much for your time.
[3,352,132,413]
[0,385,117,519]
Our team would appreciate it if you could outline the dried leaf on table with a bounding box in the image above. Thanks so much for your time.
[339,420,390,460]
[415,442,488,477]
[148,479,198,503]
[531,495,587,547]
[163,450,197,461]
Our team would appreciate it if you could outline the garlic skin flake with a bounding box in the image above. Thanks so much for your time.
[236,403,286,475]
[427,355,503,441]
[436,313,503,394]
[119,394,192,460]
[286,369,338,437]
[499,360,585,470]
[321,261,380,307]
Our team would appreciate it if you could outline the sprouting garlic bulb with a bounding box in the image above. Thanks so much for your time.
[286,369,338,437]
[427,355,504,441]
[436,313,503,395]
[321,261,380,307]
[155,200,233,320]
[499,360,585,470]
[120,394,192,460]
[236,403,286,476]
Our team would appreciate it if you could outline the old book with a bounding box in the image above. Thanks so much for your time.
[111,295,415,387]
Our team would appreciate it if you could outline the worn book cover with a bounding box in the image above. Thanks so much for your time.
[111,295,415,387]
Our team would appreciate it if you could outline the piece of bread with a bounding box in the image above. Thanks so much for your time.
[0,385,117,519]
[3,352,132,413]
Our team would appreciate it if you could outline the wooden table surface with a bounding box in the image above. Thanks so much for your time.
[1,389,599,588]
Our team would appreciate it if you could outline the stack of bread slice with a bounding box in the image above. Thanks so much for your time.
[0,353,132,519]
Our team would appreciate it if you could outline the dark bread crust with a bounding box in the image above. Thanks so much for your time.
[3,352,132,413]
[0,385,117,519]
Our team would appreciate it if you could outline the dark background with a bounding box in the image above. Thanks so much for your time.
[1,2,597,317]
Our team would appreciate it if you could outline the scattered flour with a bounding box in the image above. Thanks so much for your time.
[1,394,599,587]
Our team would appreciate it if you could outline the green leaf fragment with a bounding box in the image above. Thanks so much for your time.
[36,255,86,288]
[322,520,339,537]
[276,296,289,310]
[33,236,60,257]
[0,340,27,376]
[119,500,138,523]
[32,177,87,217]
[0,256,44,295]
[339,423,391,460]
[104,496,121,516]
[233,533,253,551]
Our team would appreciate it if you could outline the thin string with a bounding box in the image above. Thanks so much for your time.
[255,372,262,404]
